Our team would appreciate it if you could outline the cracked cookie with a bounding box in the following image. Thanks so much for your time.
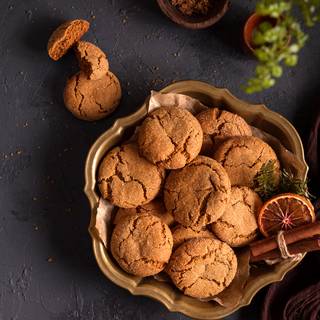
[111,213,173,277]
[213,136,280,187]
[114,199,174,226]
[212,187,262,247]
[164,156,231,229]
[98,143,165,208]
[172,224,215,249]
[197,108,252,149]
[75,41,109,80]
[137,106,203,169]
[48,19,90,61]
[63,71,121,121]
[166,238,237,298]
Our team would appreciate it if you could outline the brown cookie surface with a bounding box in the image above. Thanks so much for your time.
[75,41,109,80]
[63,71,121,121]
[213,136,280,187]
[98,143,165,208]
[197,108,252,149]
[212,186,262,247]
[172,224,215,249]
[48,19,89,61]
[111,213,173,277]
[164,156,231,229]
[137,106,203,169]
[166,238,237,298]
[114,199,174,226]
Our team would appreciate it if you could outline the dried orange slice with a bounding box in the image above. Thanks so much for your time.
[258,193,315,237]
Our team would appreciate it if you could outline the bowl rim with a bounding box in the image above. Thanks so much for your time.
[84,80,308,319]
[156,0,231,30]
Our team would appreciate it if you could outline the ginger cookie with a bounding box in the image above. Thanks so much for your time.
[164,156,231,229]
[197,108,252,149]
[213,136,280,187]
[212,186,262,247]
[98,143,165,208]
[48,19,90,61]
[111,213,173,277]
[167,238,237,298]
[63,71,121,121]
[75,41,109,80]
[172,224,215,249]
[114,199,174,226]
[137,106,203,169]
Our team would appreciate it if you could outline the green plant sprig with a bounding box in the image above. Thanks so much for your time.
[244,0,320,94]
[253,160,314,201]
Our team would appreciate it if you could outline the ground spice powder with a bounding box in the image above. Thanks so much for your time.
[171,0,212,16]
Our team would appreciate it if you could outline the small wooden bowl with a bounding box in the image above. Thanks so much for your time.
[157,0,230,29]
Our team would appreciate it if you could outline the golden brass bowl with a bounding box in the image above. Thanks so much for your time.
[84,81,308,319]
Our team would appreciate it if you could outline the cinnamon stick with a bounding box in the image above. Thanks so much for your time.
[250,222,320,258]
[250,237,320,262]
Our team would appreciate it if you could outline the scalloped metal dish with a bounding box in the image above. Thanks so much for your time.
[84,81,308,320]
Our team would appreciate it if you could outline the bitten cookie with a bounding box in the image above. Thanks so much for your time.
[213,136,280,187]
[114,199,174,226]
[167,238,237,298]
[172,225,215,248]
[212,187,262,247]
[98,143,165,208]
[63,71,121,121]
[164,156,231,229]
[137,106,203,169]
[197,108,252,144]
[47,19,90,61]
[74,41,109,80]
[111,213,173,277]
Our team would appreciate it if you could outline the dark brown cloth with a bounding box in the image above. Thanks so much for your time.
[262,109,320,320]
[261,252,320,320]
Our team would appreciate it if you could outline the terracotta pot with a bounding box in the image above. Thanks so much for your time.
[243,13,276,54]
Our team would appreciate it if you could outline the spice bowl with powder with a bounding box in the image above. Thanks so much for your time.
[157,0,230,29]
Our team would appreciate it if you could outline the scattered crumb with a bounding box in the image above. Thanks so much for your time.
[47,257,54,263]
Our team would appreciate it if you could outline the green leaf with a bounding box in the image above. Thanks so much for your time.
[271,65,283,77]
[285,54,298,66]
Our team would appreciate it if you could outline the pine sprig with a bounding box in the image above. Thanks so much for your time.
[253,160,278,201]
[253,160,313,200]
[279,169,315,199]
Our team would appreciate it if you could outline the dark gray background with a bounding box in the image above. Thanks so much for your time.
[0,0,319,319]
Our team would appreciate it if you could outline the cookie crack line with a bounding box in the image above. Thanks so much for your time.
[186,162,228,193]
[149,112,196,166]
[117,215,140,254]
[219,143,251,167]
[215,219,257,241]
[222,144,267,170]
[194,190,213,226]
[112,149,149,201]
[231,198,253,212]
[74,73,86,116]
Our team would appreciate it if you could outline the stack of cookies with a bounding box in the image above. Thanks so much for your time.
[97,103,280,299]
[47,19,122,121]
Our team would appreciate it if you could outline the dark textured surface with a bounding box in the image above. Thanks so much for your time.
[0,0,319,319]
